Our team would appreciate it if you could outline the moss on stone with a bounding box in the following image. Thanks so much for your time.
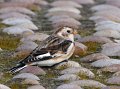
[10,83,27,89]
[0,23,7,29]
[0,35,20,50]
[83,86,101,89]
[78,29,96,37]
[83,42,101,55]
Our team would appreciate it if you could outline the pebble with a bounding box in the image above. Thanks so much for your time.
[102,86,120,89]
[95,23,120,32]
[0,7,36,16]
[107,76,120,85]
[0,12,32,20]
[106,0,120,8]
[0,0,4,2]
[73,42,87,57]
[48,7,81,14]
[91,4,120,12]
[14,50,31,58]
[93,14,120,23]
[52,21,80,29]
[93,29,120,38]
[89,16,109,23]
[73,0,95,4]
[55,61,81,69]
[2,17,33,25]
[13,73,40,80]
[21,33,49,42]
[69,80,106,88]
[50,1,82,8]
[16,41,38,51]
[94,10,120,18]
[101,64,120,72]
[20,66,46,75]
[112,71,120,77]
[101,43,120,56]
[105,15,120,23]
[45,11,82,20]
[36,0,48,6]
[21,31,34,37]
[0,72,3,79]
[90,15,120,23]
[80,53,110,63]
[95,20,119,26]
[52,18,81,29]
[78,36,113,43]
[0,84,11,89]
[52,18,81,26]
[11,0,48,6]
[3,26,34,35]
[55,74,80,81]
[0,48,3,52]
[0,2,36,9]
[48,15,71,22]
[74,34,81,41]
[22,78,40,85]
[16,22,38,30]
[60,67,95,78]
[27,85,45,89]
[56,84,83,89]
[91,59,120,68]
[114,39,120,43]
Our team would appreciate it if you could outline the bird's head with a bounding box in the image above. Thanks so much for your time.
[55,27,78,42]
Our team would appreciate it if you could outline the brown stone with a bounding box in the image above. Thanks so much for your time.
[101,64,120,72]
[73,42,87,57]
[20,66,46,75]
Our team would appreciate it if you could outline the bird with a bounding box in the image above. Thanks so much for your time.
[10,27,77,73]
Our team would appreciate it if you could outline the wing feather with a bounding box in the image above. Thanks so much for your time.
[19,35,72,64]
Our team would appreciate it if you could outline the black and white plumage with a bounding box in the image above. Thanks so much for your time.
[10,27,77,73]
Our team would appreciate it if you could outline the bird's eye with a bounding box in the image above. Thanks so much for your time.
[67,30,71,33]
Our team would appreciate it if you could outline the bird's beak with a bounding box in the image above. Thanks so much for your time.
[73,30,78,35]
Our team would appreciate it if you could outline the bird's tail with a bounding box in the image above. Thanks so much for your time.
[9,63,27,73]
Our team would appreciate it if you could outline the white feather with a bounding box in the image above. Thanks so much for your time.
[36,52,51,59]
[14,65,28,73]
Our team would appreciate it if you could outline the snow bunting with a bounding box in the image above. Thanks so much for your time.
[10,27,77,73]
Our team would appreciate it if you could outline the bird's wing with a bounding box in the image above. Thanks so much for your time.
[35,34,61,50]
[19,35,72,64]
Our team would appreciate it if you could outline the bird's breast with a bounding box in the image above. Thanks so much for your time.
[64,42,75,59]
